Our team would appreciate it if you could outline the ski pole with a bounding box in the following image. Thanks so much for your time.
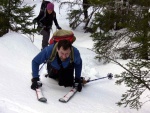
[87,73,113,83]
[39,61,47,71]
[39,27,44,35]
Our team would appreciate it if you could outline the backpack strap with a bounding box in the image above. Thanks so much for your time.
[70,47,74,63]
[39,9,46,23]
[48,42,58,62]
[48,42,74,63]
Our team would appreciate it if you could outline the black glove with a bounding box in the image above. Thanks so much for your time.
[31,77,42,90]
[56,25,62,30]
[74,78,82,92]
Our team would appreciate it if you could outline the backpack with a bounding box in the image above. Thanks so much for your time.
[40,0,50,13]
[48,29,76,63]
[49,29,76,44]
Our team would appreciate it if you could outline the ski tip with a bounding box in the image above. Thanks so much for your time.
[38,97,47,102]
[59,98,67,103]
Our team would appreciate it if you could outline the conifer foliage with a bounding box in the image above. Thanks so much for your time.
[91,0,150,61]
[0,0,35,37]
[60,0,95,31]
[115,59,150,110]
[62,0,150,110]
[90,0,150,110]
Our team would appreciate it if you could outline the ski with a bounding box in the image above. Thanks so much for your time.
[59,88,77,103]
[35,81,47,102]
[58,74,113,103]
[59,77,91,103]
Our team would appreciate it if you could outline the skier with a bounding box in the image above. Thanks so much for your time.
[33,2,61,49]
[31,40,82,92]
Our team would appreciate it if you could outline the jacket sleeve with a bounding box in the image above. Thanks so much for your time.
[73,48,82,79]
[34,10,44,21]
[32,46,53,78]
[53,12,59,27]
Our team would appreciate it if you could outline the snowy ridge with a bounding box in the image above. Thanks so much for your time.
[0,33,149,113]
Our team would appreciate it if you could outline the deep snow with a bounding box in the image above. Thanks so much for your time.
[0,0,149,113]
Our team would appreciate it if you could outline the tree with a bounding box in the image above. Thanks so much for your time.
[91,0,150,61]
[0,0,36,37]
[60,0,99,31]
[83,0,90,20]
[90,0,150,109]
[115,59,150,110]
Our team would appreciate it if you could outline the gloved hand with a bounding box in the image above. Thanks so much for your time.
[31,77,42,90]
[56,25,62,30]
[74,77,82,92]
[38,22,44,28]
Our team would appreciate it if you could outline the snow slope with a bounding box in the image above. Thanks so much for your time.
[0,0,149,113]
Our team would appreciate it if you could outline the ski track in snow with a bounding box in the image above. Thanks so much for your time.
[0,99,39,113]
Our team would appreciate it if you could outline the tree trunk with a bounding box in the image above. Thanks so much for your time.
[83,0,89,20]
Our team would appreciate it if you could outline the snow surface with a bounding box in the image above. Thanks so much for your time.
[0,0,149,113]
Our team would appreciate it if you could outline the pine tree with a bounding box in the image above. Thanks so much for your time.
[60,0,98,31]
[0,0,36,37]
[91,0,150,61]
[115,59,150,110]
[67,9,83,29]
[90,0,150,109]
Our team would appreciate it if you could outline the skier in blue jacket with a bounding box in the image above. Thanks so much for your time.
[31,40,82,92]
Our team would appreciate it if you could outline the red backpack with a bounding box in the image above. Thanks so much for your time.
[49,29,76,44]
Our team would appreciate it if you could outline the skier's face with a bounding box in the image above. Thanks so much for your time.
[47,9,53,14]
[57,47,71,61]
